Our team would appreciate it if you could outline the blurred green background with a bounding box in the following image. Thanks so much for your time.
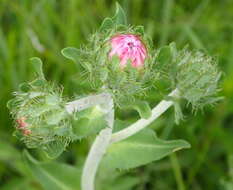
[0,0,233,189]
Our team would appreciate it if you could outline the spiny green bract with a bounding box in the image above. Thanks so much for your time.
[155,43,222,112]
[7,78,74,158]
[176,49,222,110]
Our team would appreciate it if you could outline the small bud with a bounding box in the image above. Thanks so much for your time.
[109,34,147,68]
[8,79,74,159]
[175,50,221,110]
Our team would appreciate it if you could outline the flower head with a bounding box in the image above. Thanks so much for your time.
[109,34,147,68]
[7,76,73,158]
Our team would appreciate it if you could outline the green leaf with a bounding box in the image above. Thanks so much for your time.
[102,129,190,169]
[174,102,184,124]
[0,140,27,175]
[1,178,39,190]
[30,57,45,79]
[123,100,152,119]
[45,110,66,125]
[97,155,140,190]
[0,141,21,161]
[61,47,91,71]
[7,98,19,109]
[61,47,80,63]
[133,100,152,119]
[165,96,184,124]
[100,17,114,31]
[72,106,107,139]
[23,150,81,190]
[113,2,127,25]
[134,25,145,35]
[99,68,109,82]
[30,79,46,87]
[42,139,68,159]
[103,176,139,190]
[19,82,31,92]
[169,42,178,58]
[45,94,61,106]
[109,55,121,71]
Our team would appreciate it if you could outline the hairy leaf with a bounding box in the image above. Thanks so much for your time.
[134,25,145,36]
[23,151,81,190]
[30,57,45,79]
[102,129,190,169]
[72,106,107,139]
[42,139,69,159]
[122,100,152,119]
[61,47,91,71]
[61,47,80,63]
[100,18,114,31]
[113,2,127,25]
[156,46,172,67]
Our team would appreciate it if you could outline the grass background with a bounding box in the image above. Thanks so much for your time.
[0,0,233,189]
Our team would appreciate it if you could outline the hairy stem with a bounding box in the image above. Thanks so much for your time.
[81,95,114,190]
[65,93,111,113]
[81,107,114,190]
[110,89,179,144]
[65,93,114,190]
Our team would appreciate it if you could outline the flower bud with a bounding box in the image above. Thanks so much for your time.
[8,79,74,158]
[62,26,156,107]
[175,50,221,110]
[109,34,147,68]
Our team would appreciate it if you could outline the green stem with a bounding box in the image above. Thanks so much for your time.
[170,153,186,190]
[110,89,179,143]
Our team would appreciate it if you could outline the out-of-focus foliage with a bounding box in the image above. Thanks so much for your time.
[0,0,233,190]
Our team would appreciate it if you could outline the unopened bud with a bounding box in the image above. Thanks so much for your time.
[109,34,147,68]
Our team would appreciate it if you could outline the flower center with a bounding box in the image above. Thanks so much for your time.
[127,42,134,49]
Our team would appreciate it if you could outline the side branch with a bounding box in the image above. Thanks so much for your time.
[110,89,179,144]
[65,93,111,114]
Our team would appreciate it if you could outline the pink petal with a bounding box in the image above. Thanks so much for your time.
[109,34,147,68]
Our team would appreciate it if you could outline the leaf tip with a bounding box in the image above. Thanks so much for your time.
[172,140,191,153]
[29,57,45,79]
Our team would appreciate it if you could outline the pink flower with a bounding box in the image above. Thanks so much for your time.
[109,34,147,68]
